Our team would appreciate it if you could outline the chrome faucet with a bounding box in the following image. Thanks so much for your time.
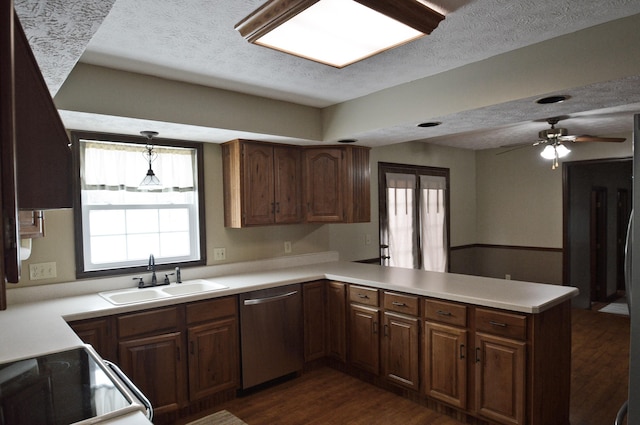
[148,254,157,285]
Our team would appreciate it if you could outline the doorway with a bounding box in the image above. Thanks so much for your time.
[564,158,632,308]
[378,162,450,271]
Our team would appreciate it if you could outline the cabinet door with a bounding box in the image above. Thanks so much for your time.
[303,281,326,361]
[304,148,344,222]
[188,318,239,400]
[475,332,526,425]
[382,312,420,391]
[349,304,379,374]
[273,146,302,224]
[69,317,116,361]
[424,321,468,408]
[243,142,275,225]
[326,281,346,362]
[118,332,186,415]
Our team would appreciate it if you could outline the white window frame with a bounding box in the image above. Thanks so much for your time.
[72,131,206,277]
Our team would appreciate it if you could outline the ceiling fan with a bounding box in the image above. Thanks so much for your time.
[502,117,626,170]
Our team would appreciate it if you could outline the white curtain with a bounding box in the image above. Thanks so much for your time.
[386,173,418,269]
[420,175,447,272]
[80,140,196,205]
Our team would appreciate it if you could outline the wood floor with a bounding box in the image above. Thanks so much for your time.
[188,307,630,425]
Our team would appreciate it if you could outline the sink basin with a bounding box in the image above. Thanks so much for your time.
[100,288,168,305]
[161,280,227,296]
[99,279,228,305]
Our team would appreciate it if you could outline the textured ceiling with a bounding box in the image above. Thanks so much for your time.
[14,0,640,150]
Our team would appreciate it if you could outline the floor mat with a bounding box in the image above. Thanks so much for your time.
[598,302,629,316]
[186,410,248,425]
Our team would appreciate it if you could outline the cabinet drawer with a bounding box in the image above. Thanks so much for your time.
[383,291,419,316]
[186,296,237,325]
[475,308,527,340]
[424,299,467,327]
[349,285,379,306]
[118,306,179,339]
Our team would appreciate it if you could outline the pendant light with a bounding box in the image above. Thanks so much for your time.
[139,131,162,189]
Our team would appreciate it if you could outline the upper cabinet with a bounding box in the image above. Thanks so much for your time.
[13,12,73,210]
[1,9,73,293]
[222,139,303,227]
[304,145,370,223]
[222,140,370,227]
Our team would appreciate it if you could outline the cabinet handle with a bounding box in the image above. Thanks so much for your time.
[460,344,465,359]
[475,347,481,363]
[357,294,370,299]
[384,324,389,337]
[276,202,280,213]
[489,320,507,327]
[392,301,406,307]
[373,321,378,334]
[436,310,452,316]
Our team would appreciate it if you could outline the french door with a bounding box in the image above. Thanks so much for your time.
[379,163,450,271]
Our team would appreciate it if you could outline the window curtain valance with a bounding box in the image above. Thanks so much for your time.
[80,140,196,192]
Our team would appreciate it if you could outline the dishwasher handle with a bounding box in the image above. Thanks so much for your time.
[243,290,298,306]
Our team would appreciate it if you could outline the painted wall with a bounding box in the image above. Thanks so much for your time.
[330,141,477,262]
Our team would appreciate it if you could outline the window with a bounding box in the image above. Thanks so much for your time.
[379,163,449,272]
[72,131,205,277]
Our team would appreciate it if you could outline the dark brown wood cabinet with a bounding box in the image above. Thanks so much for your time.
[71,297,240,419]
[303,145,370,223]
[303,281,326,362]
[117,306,187,415]
[186,297,239,400]
[348,285,380,374]
[222,139,302,227]
[473,308,527,425]
[1,8,73,298]
[326,281,347,362]
[423,299,468,409]
[381,291,420,391]
[68,316,116,361]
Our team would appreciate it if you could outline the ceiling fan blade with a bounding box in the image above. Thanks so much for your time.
[572,135,626,143]
[496,143,534,155]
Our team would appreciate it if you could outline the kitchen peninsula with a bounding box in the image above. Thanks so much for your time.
[1,254,578,425]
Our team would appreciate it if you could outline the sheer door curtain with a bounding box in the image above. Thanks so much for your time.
[385,173,447,272]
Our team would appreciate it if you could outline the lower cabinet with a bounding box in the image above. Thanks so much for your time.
[186,297,239,400]
[118,330,187,415]
[381,291,420,391]
[117,306,187,415]
[423,299,468,409]
[69,296,239,420]
[348,285,380,374]
[326,281,347,362]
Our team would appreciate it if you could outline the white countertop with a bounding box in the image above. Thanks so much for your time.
[0,259,577,424]
[0,260,578,363]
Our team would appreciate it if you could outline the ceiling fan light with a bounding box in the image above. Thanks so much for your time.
[540,145,556,159]
[555,143,571,158]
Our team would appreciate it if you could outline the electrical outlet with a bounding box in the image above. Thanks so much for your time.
[213,248,226,261]
[284,241,292,253]
[29,262,57,280]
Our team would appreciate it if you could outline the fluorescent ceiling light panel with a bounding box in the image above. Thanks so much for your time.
[236,0,445,68]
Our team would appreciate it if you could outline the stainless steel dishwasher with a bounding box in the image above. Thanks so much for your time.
[239,283,303,389]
